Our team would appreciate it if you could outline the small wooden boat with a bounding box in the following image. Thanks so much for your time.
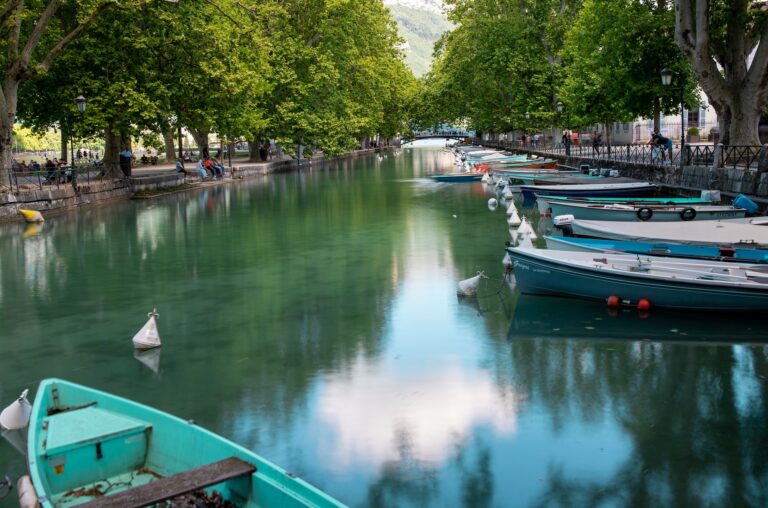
[536,195,713,215]
[27,378,347,507]
[548,201,746,222]
[520,181,657,201]
[431,172,484,182]
[566,217,768,247]
[544,236,768,263]
[506,240,768,311]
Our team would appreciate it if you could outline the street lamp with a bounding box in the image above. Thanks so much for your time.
[69,95,86,185]
[661,68,685,167]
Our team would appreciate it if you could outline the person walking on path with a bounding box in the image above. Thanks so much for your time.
[592,131,602,156]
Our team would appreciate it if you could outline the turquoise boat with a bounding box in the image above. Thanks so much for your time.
[536,194,713,215]
[27,378,347,507]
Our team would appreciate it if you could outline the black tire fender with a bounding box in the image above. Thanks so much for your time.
[680,207,697,221]
[636,207,654,221]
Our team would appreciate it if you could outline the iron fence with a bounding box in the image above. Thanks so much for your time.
[8,162,104,193]
[472,138,763,171]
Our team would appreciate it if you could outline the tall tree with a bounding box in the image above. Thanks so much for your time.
[560,0,695,138]
[675,0,768,145]
[0,0,122,185]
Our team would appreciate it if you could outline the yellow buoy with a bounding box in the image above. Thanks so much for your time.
[18,209,44,223]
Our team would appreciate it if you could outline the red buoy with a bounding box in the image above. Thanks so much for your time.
[637,298,651,311]
[606,295,620,308]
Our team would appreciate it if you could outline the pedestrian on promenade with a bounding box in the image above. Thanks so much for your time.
[119,148,133,177]
[649,131,673,165]
[175,159,187,175]
[592,131,602,156]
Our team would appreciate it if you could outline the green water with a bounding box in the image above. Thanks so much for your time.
[1,147,767,507]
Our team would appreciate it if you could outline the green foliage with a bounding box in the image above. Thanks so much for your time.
[13,0,415,163]
[687,126,699,136]
[416,0,580,133]
[559,0,697,131]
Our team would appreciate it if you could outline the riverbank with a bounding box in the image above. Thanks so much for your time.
[0,147,387,222]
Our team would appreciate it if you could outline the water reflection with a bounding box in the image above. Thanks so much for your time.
[1,149,768,508]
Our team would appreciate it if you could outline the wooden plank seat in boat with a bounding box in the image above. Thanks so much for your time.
[78,457,257,508]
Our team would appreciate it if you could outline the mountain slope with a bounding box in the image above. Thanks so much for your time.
[385,1,451,77]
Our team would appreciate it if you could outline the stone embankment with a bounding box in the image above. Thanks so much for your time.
[0,148,383,222]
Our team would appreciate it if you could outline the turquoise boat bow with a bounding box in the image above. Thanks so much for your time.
[27,378,347,507]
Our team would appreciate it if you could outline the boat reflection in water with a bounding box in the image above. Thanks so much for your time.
[507,293,767,344]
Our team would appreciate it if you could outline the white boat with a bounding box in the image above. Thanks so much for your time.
[548,201,746,222]
[566,218,768,247]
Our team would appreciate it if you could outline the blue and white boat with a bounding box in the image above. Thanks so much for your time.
[506,239,768,311]
[544,236,768,263]
[566,217,768,248]
[519,181,657,201]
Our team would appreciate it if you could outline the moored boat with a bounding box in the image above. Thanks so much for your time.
[506,240,768,311]
[565,217,768,247]
[544,235,768,263]
[27,378,347,507]
[536,195,713,216]
[548,201,746,222]
[431,172,484,182]
[519,181,657,201]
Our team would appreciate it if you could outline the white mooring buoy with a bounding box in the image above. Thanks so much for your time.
[0,389,31,430]
[457,271,486,297]
[517,217,538,241]
[132,309,162,350]
[502,252,513,269]
[507,210,522,227]
[488,198,498,210]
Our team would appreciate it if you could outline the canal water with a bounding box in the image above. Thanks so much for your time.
[1,145,767,507]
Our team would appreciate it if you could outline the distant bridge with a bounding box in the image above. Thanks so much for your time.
[402,133,471,143]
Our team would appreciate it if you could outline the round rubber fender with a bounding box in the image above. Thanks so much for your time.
[680,207,697,221]
[636,207,653,221]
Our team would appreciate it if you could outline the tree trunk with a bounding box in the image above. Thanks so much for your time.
[162,128,175,163]
[188,128,209,158]
[249,134,260,162]
[103,125,122,178]
[653,98,661,133]
[227,140,236,167]
[60,126,68,162]
[675,0,765,146]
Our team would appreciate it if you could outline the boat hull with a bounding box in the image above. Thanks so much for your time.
[569,218,768,248]
[548,202,746,222]
[506,247,768,311]
[520,182,657,201]
[431,173,483,182]
[544,236,768,263]
[536,196,711,215]
[27,379,346,508]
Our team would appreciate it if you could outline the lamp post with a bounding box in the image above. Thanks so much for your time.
[661,68,685,167]
[69,95,86,186]
[557,101,571,156]
[524,111,530,147]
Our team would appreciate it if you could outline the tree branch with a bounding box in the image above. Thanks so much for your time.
[201,0,242,28]
[674,0,695,52]
[37,1,115,74]
[745,11,768,99]
[0,0,22,33]
[19,0,61,71]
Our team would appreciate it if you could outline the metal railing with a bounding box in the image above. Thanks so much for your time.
[473,138,764,171]
[8,162,104,193]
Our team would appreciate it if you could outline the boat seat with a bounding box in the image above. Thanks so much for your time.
[44,406,150,457]
[78,457,257,508]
